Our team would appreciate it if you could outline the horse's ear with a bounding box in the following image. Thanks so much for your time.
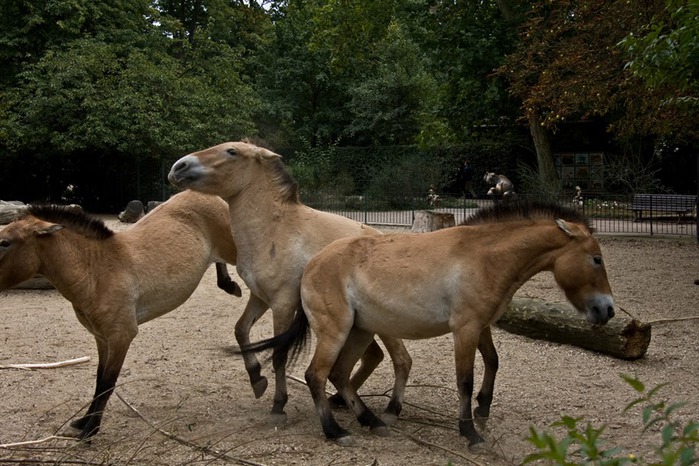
[259,148,282,160]
[35,224,64,236]
[555,218,588,239]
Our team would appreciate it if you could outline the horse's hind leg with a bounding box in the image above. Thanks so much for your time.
[235,294,270,398]
[474,326,499,425]
[329,328,390,437]
[327,338,383,408]
[378,336,411,426]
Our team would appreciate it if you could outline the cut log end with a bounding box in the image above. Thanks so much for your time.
[411,210,456,233]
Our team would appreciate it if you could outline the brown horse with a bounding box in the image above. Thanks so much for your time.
[242,201,616,446]
[0,190,241,439]
[168,141,412,424]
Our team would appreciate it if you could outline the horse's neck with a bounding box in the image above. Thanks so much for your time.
[37,231,109,304]
[477,223,565,298]
[226,186,299,238]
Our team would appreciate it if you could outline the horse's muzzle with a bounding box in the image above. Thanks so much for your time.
[168,156,201,187]
[585,294,615,325]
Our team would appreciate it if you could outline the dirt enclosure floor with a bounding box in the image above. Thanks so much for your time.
[1,219,698,465]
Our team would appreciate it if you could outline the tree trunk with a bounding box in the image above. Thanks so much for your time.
[528,114,559,187]
[411,211,456,232]
[496,298,651,360]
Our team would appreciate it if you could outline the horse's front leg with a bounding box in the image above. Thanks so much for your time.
[474,326,499,424]
[453,325,484,446]
[70,335,107,433]
[215,262,242,297]
[269,302,298,422]
[71,329,134,439]
[235,293,270,398]
[378,335,412,426]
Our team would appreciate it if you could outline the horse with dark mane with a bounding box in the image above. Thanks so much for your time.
[168,141,412,426]
[242,201,615,447]
[0,190,241,438]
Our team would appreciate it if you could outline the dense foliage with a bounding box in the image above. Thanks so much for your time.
[0,0,696,210]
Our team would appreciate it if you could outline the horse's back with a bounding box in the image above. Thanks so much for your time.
[131,190,236,264]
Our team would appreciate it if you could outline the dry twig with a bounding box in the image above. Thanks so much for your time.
[0,356,90,370]
[114,391,266,466]
[0,435,78,449]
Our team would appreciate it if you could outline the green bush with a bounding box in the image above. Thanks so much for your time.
[524,375,698,465]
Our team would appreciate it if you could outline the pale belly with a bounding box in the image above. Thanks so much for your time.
[353,302,452,340]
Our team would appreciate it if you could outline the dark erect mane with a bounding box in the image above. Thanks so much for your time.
[461,200,594,232]
[24,205,115,239]
[267,155,300,204]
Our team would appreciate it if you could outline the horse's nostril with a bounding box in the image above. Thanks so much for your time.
[174,160,188,173]
[608,306,615,318]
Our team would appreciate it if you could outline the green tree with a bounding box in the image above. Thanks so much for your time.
[619,0,699,143]
[411,0,523,142]
[0,0,261,208]
[345,20,440,146]
[498,0,674,186]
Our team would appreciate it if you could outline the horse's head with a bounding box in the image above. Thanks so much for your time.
[551,218,615,325]
[0,216,63,290]
[168,141,283,199]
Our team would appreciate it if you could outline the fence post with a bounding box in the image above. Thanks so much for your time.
[649,194,654,236]
[363,195,368,225]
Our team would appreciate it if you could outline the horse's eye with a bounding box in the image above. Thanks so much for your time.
[226,148,238,157]
[592,255,602,265]
[0,239,10,248]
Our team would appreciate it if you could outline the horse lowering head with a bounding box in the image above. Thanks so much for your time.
[551,218,615,325]
[1,206,113,291]
[169,141,295,200]
[0,214,64,290]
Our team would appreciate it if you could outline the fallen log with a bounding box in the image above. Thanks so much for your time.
[13,274,54,290]
[496,298,651,360]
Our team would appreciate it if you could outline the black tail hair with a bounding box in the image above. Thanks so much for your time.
[239,307,310,367]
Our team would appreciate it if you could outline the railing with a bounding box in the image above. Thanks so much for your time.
[302,192,698,238]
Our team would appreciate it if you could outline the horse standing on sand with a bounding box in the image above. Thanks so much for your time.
[0,190,242,439]
[243,201,615,447]
[168,141,412,425]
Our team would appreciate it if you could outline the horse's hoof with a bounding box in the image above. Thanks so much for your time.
[268,412,287,427]
[380,412,398,426]
[468,439,489,453]
[467,434,486,450]
[475,416,488,431]
[252,377,268,399]
[335,435,356,447]
[371,425,391,437]
[70,417,88,430]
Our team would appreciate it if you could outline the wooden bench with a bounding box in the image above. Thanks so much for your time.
[631,194,697,223]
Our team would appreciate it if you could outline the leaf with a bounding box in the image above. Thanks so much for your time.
[622,374,645,393]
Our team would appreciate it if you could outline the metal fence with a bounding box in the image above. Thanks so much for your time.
[302,192,698,239]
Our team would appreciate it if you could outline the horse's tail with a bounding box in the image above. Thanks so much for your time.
[239,307,310,367]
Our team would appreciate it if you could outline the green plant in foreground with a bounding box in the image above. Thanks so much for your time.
[523,375,698,465]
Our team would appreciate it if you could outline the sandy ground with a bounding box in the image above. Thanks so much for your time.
[1,219,698,465]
